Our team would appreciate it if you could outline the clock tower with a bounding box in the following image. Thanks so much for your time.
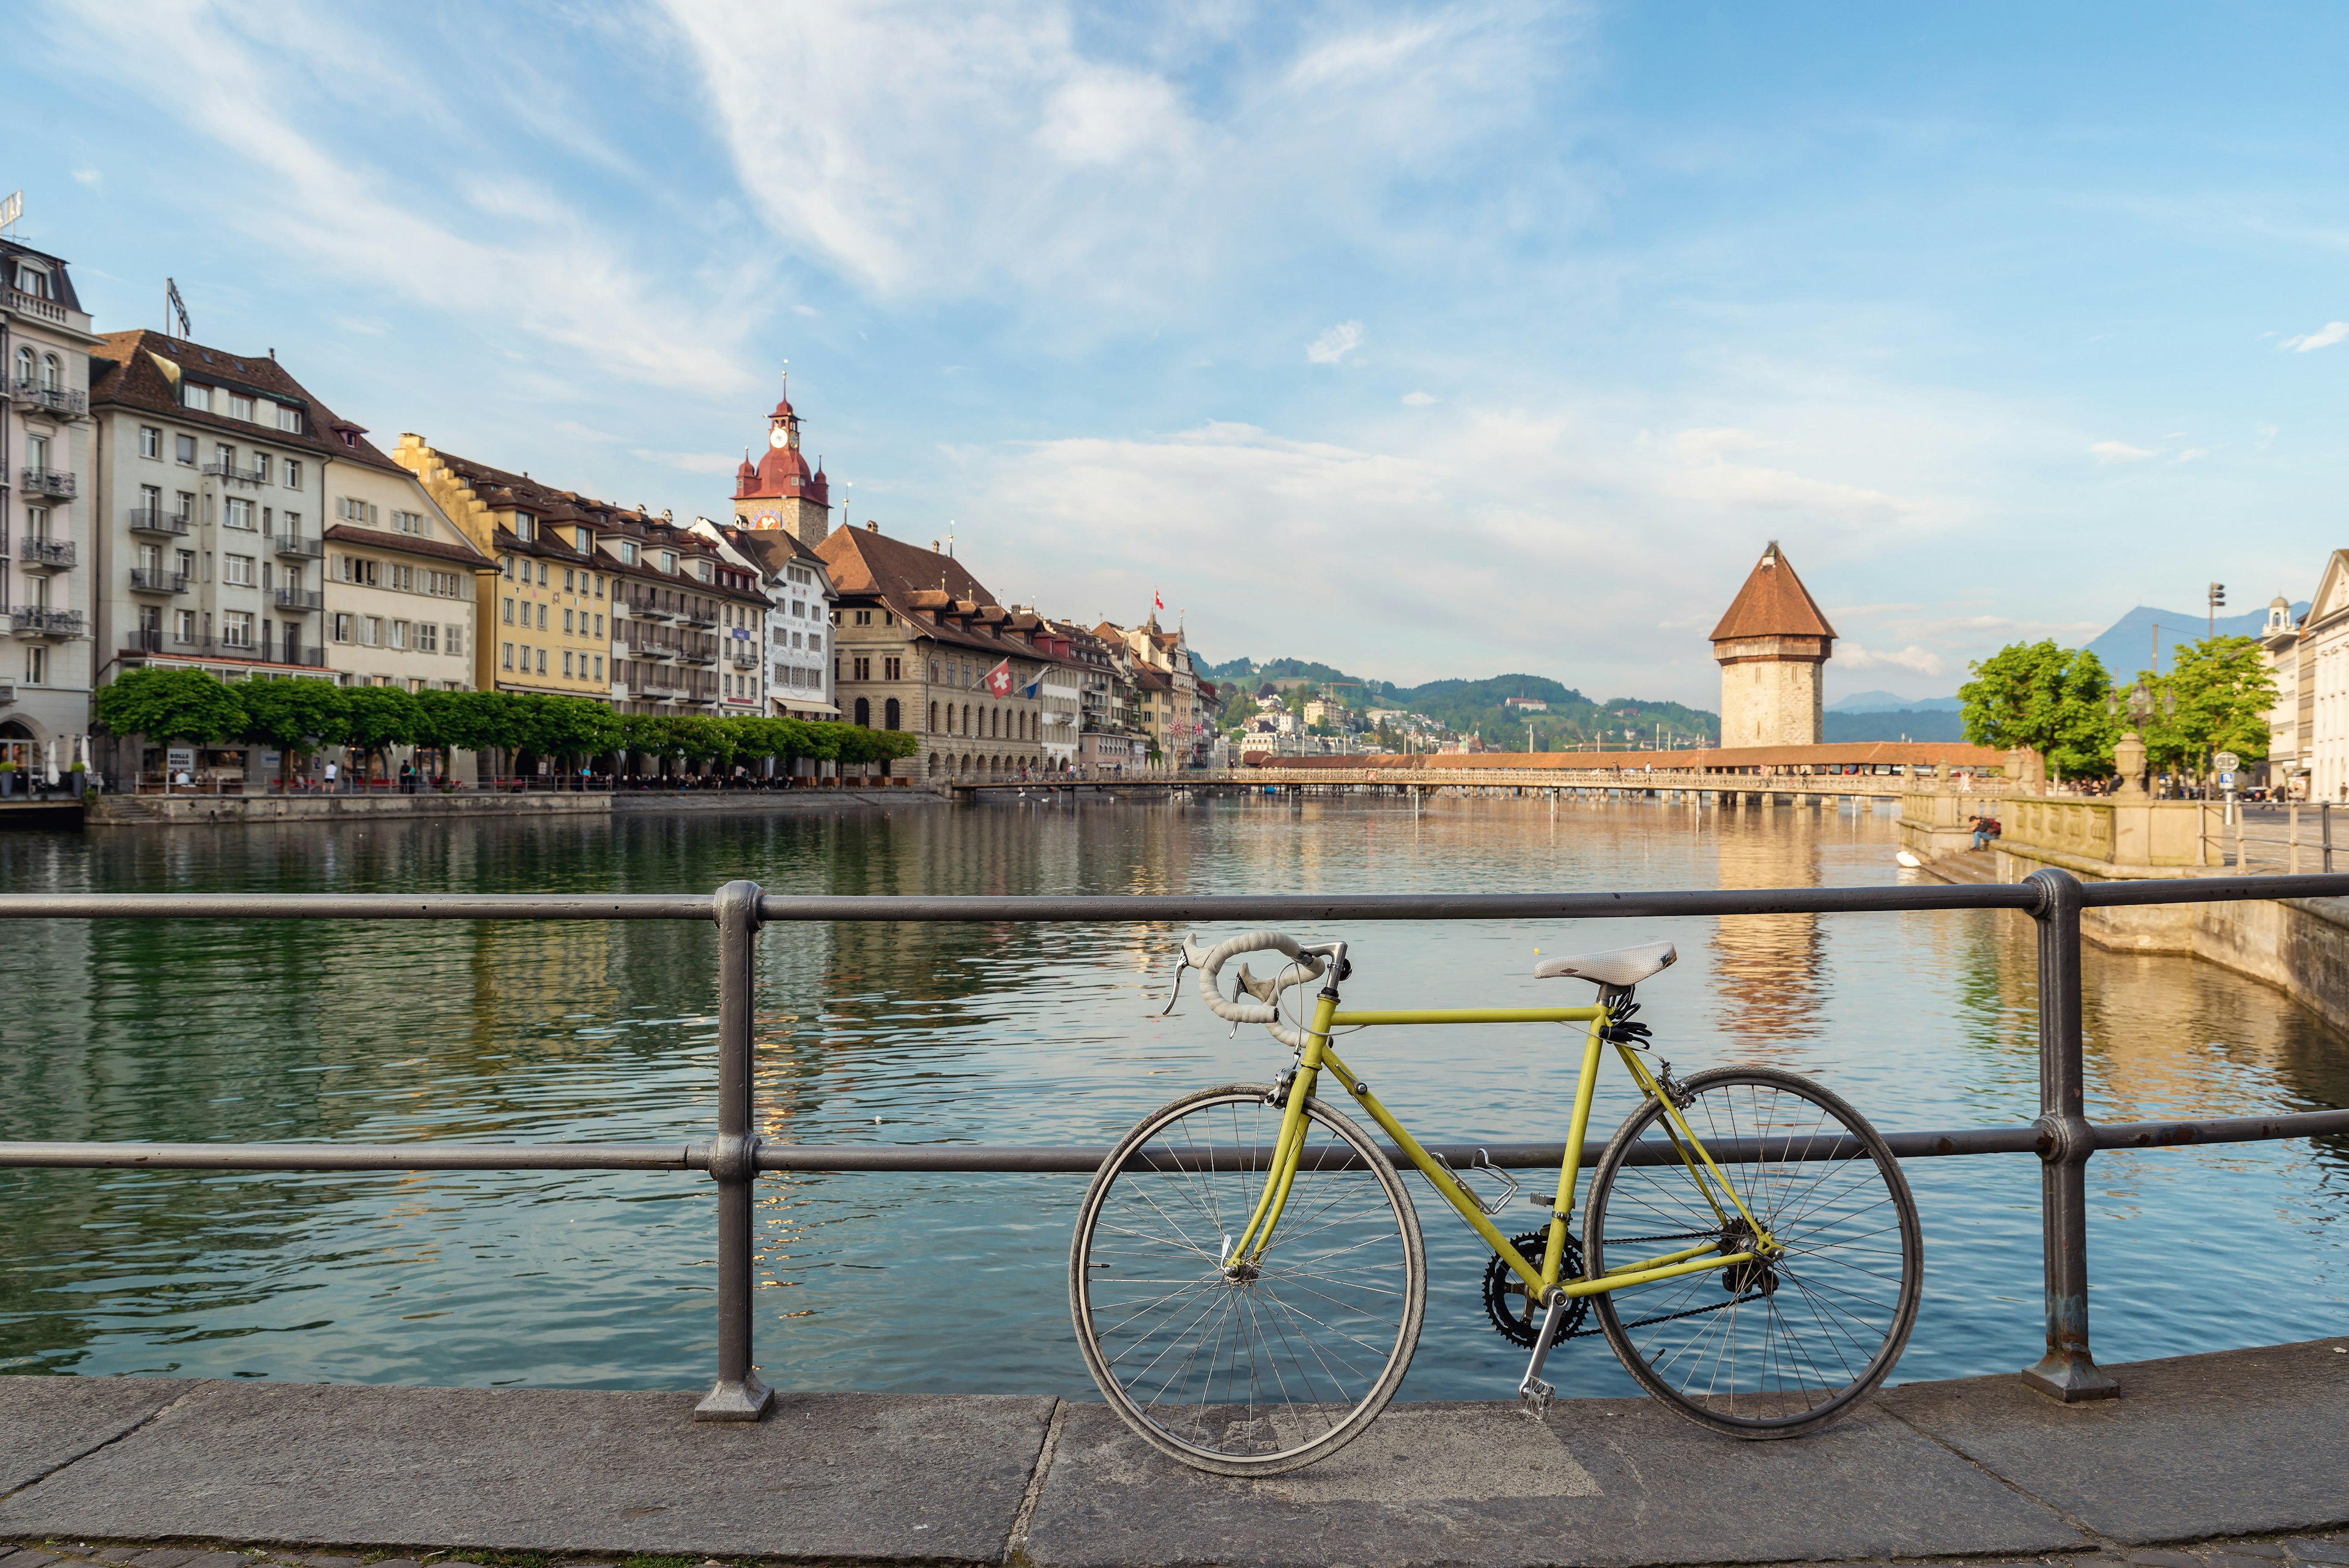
[732,376,832,546]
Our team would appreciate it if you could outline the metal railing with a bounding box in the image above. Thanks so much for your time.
[19,466,75,497]
[9,605,83,636]
[273,535,324,559]
[128,567,189,594]
[4,871,2349,1418]
[18,536,74,568]
[126,508,191,537]
[9,379,86,417]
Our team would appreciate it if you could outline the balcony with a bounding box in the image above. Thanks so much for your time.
[18,537,74,570]
[272,535,324,559]
[126,628,324,666]
[11,607,84,637]
[9,379,86,418]
[679,645,718,666]
[127,508,192,538]
[731,648,759,669]
[7,288,69,327]
[626,595,675,621]
[626,671,689,699]
[681,604,719,627]
[202,460,267,486]
[130,568,190,595]
[274,588,324,612]
[19,467,75,499]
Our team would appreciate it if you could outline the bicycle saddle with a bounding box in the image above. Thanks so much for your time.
[1533,940,1677,987]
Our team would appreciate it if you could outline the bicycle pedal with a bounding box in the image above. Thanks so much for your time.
[1518,1377,1555,1418]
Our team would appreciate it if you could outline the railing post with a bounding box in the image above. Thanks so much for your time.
[2021,867,2119,1402]
[694,879,774,1422]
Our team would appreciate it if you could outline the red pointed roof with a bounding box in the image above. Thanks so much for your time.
[1709,542,1837,643]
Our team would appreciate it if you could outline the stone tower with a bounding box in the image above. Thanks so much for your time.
[732,377,831,547]
[1710,541,1836,748]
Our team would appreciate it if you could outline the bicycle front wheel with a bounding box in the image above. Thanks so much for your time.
[1069,1083,1427,1476]
[1586,1066,1923,1438]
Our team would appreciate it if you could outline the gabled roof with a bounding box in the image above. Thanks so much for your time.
[1709,542,1837,643]
[324,524,489,567]
[817,524,1076,666]
[89,329,405,473]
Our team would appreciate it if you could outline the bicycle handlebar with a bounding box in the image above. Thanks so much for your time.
[1180,930,1329,1048]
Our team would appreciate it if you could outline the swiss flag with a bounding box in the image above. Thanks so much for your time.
[981,658,1014,696]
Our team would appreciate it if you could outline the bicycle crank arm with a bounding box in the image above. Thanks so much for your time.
[1517,1293,1570,1417]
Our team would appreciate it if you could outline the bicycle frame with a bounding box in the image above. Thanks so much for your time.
[1222,986,1775,1304]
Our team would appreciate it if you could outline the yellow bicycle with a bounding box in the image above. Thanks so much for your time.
[1069,931,1923,1476]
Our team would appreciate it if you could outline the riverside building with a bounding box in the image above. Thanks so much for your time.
[1710,541,1837,748]
[1,234,98,775]
[817,521,1071,782]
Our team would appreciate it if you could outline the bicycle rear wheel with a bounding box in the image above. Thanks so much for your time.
[1069,1083,1426,1476]
[1585,1066,1922,1438]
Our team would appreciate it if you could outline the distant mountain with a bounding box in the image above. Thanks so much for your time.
[2084,603,2305,680]
[1204,658,1720,746]
[1824,710,1966,743]
[1827,690,1960,713]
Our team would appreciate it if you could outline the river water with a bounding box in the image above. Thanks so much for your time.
[2,793,2343,1399]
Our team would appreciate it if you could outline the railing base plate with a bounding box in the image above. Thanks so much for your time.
[2021,1353,2119,1402]
[693,1372,774,1422]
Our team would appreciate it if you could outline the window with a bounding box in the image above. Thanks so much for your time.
[855,697,871,727]
[536,648,547,674]
[854,609,873,626]
[536,603,547,630]
[254,453,272,483]
[390,620,410,650]
[224,554,256,587]
[214,442,234,470]
[885,656,902,681]
[276,404,303,433]
[175,490,195,519]
[176,609,198,642]
[618,540,638,565]
[333,614,355,644]
[853,656,871,681]
[593,655,603,680]
[513,514,535,542]
[360,617,382,647]
[139,425,162,459]
[448,626,464,656]
[502,642,515,671]
[594,573,604,598]
[336,556,379,586]
[417,622,437,653]
[182,383,211,412]
[563,650,574,677]
[564,569,576,592]
[388,564,414,592]
[225,497,254,530]
[336,497,379,526]
[11,346,28,385]
[229,393,254,422]
[661,551,677,572]
[502,598,514,624]
[25,645,47,685]
[564,609,575,634]
[538,562,549,587]
[284,459,302,488]
[807,634,821,654]
[177,548,196,579]
[929,659,940,682]
[885,698,901,730]
[386,510,420,534]
[24,433,47,472]
[223,611,254,648]
[176,434,196,465]
[593,614,605,637]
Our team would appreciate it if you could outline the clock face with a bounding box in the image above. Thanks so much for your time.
[769,426,789,449]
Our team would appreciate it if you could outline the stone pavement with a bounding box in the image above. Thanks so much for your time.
[3,1337,2344,1568]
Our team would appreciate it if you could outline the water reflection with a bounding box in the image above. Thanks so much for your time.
[0,792,2343,1396]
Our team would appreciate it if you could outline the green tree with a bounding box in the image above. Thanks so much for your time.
[92,667,248,749]
[2135,634,2275,782]
[1959,641,2120,781]
[340,685,423,780]
[237,677,347,787]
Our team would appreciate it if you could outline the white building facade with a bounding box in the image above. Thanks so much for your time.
[1,235,99,779]
[2301,552,2349,802]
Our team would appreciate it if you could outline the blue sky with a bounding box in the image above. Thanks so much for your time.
[17,2,2349,705]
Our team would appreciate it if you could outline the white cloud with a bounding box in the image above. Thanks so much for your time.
[1401,390,1438,406]
[2089,440,2154,463]
[654,1,1565,309]
[70,168,102,186]
[1307,321,1364,365]
[1836,643,1949,677]
[41,1,760,394]
[2280,321,2349,352]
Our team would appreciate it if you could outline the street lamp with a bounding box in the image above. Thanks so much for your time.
[2107,678,2174,799]
[2208,582,2225,638]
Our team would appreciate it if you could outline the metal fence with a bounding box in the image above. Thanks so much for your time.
[5,869,2349,1416]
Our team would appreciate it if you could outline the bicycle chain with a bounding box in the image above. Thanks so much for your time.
[1556,1228,1761,1339]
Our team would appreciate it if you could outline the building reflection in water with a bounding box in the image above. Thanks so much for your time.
[1707,800,1826,1056]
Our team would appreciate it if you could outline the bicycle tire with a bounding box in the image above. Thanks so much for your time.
[1069,1082,1427,1476]
[1584,1065,1922,1438]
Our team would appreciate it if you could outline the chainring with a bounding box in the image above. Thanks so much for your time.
[1482,1228,1587,1347]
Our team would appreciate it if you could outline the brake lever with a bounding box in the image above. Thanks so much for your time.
[1156,954,1190,1017]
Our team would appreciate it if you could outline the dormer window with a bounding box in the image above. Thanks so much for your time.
[618,540,638,566]
[661,552,677,573]
[13,262,47,297]
[513,513,535,543]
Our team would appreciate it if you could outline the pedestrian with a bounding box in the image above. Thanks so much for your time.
[1970,813,1991,852]
[399,760,415,795]
[324,758,340,793]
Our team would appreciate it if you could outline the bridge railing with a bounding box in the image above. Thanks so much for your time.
[4,871,2348,1413]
